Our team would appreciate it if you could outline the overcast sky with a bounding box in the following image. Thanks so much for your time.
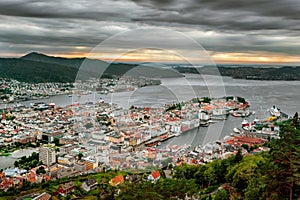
[0,0,299,64]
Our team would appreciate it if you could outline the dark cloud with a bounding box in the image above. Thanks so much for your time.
[0,0,299,60]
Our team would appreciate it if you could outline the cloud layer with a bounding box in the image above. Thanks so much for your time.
[0,0,299,63]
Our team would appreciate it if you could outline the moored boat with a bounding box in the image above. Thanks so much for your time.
[270,105,281,117]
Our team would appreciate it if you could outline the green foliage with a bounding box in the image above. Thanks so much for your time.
[226,96,234,101]
[241,144,249,152]
[266,123,300,199]
[84,122,94,129]
[201,97,212,104]
[78,152,84,160]
[36,166,46,175]
[226,154,267,192]
[233,149,243,163]
[5,115,16,120]
[215,189,230,200]
[290,112,300,129]
[165,103,182,112]
[53,137,60,146]
[237,96,246,104]
[14,152,41,169]
[191,97,212,104]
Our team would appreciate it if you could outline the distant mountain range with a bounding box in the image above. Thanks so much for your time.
[0,52,299,83]
[0,52,183,83]
[175,65,300,80]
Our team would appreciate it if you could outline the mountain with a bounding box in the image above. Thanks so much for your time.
[0,52,183,83]
[20,52,84,68]
[0,57,79,83]
[174,65,300,80]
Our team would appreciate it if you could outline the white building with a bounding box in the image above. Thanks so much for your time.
[39,147,56,166]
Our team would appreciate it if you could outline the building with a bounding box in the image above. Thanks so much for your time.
[39,147,56,166]
[82,178,98,192]
[58,181,75,196]
[109,174,124,186]
[83,157,98,171]
[74,161,86,172]
[225,136,267,147]
[57,155,75,166]
[56,167,80,179]
[59,144,76,154]
[15,135,36,144]
[49,165,64,179]
[148,170,161,182]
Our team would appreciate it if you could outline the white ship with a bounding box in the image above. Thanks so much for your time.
[270,105,281,117]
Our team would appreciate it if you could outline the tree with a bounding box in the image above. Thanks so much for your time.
[36,166,46,175]
[78,152,84,160]
[267,124,300,200]
[233,149,243,163]
[241,144,249,152]
[237,96,246,104]
[226,154,267,194]
[53,137,60,146]
[204,164,216,187]
[202,97,211,104]
[215,189,230,200]
[291,112,300,129]
[244,177,267,200]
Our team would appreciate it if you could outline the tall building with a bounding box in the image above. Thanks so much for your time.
[83,157,98,171]
[39,147,56,166]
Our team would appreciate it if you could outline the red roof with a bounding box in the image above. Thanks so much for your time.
[225,136,267,147]
[109,175,124,186]
[151,170,160,179]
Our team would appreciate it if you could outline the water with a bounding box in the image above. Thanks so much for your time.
[1,74,299,168]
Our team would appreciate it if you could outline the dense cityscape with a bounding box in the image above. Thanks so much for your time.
[0,76,297,199]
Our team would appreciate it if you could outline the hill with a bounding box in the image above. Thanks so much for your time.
[3,52,298,83]
[0,53,182,83]
[21,52,84,68]
[0,58,79,83]
[174,65,300,80]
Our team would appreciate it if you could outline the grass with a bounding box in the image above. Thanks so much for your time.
[0,153,12,156]
[0,147,20,154]
[0,197,15,200]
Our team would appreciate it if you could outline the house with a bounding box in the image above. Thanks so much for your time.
[109,174,124,186]
[147,170,160,182]
[58,181,75,196]
[82,178,98,192]
[56,167,80,179]
[126,174,142,183]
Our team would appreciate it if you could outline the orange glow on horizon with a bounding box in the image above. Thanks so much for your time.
[1,50,299,65]
[51,50,300,65]
[211,52,300,64]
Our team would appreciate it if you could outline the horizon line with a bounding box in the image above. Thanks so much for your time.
[1,51,299,66]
